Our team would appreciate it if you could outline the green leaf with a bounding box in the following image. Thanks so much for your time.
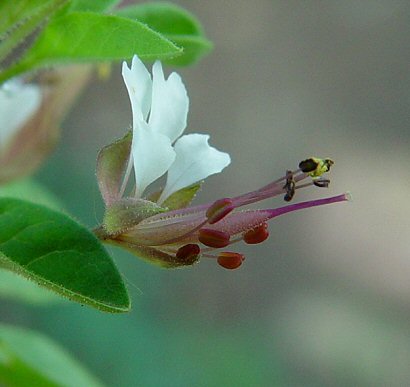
[0,179,64,211]
[0,324,103,387]
[0,198,130,313]
[0,0,64,37]
[116,2,213,66]
[2,12,182,81]
[67,0,121,13]
[116,2,205,36]
[165,35,212,66]
[0,179,65,304]
[0,0,68,63]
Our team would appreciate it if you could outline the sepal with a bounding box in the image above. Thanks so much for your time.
[103,198,165,235]
[117,242,200,268]
[148,182,202,210]
[98,238,200,268]
[96,131,132,206]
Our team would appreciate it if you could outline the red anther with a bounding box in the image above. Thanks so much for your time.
[217,252,245,270]
[176,244,200,264]
[206,198,234,224]
[198,229,230,248]
[243,222,269,244]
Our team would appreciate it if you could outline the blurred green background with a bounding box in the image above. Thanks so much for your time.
[4,1,410,386]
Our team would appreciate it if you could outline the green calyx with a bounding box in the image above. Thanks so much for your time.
[102,198,166,236]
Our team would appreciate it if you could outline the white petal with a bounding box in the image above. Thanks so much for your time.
[122,55,152,124]
[158,134,231,203]
[132,118,176,197]
[148,61,189,142]
[0,80,41,150]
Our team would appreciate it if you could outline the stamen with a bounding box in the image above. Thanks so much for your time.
[204,193,349,238]
[198,229,230,248]
[313,178,330,188]
[293,182,314,190]
[294,178,330,190]
[229,169,308,208]
[266,192,349,218]
[136,198,234,247]
[155,163,312,223]
[176,244,201,264]
[243,222,269,244]
[206,198,235,224]
[283,170,296,202]
[217,252,245,270]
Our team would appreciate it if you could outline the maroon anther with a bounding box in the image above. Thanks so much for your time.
[243,222,269,244]
[176,244,200,263]
[206,198,234,224]
[198,229,230,248]
[217,252,245,270]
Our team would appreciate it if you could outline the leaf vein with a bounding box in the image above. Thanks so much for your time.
[0,220,57,245]
[25,249,90,268]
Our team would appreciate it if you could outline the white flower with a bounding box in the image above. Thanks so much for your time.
[97,56,348,270]
[122,55,231,203]
[0,79,41,151]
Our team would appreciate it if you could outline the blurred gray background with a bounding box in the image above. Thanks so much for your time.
[7,1,410,386]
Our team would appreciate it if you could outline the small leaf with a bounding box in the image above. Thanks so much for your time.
[11,12,182,77]
[0,198,130,313]
[0,324,103,387]
[116,2,213,66]
[0,0,68,63]
[161,182,202,210]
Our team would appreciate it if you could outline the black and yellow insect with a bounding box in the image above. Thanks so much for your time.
[299,157,334,178]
